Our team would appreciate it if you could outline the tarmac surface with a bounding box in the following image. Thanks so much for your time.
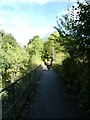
[23,68,89,118]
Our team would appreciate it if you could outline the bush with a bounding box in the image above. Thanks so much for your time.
[52,63,61,73]
[60,57,90,112]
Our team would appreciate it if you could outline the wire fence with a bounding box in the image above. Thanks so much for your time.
[0,64,42,120]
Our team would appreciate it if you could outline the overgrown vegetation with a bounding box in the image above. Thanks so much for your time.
[0,32,43,89]
[53,1,90,113]
[0,32,44,118]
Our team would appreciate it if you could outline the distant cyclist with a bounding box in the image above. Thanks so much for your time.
[47,59,51,70]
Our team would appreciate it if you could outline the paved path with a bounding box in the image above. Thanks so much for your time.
[23,68,88,118]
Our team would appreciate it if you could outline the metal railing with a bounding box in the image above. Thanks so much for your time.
[0,64,42,120]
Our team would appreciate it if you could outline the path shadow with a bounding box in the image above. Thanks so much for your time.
[23,69,90,118]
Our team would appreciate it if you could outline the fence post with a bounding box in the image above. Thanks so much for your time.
[12,84,16,119]
[35,68,37,82]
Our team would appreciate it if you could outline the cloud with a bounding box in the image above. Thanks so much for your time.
[35,26,55,38]
[0,11,54,45]
[1,16,31,45]
[7,25,54,45]
[1,0,85,45]
[0,0,56,45]
[0,0,85,4]
[0,0,49,5]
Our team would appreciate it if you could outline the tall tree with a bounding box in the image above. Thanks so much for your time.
[54,1,90,111]
[26,35,43,66]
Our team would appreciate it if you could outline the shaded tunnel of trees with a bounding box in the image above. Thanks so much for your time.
[0,1,90,116]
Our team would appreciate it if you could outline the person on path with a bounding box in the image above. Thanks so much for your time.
[47,59,51,70]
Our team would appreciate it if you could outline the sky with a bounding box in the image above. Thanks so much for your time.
[0,0,85,45]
